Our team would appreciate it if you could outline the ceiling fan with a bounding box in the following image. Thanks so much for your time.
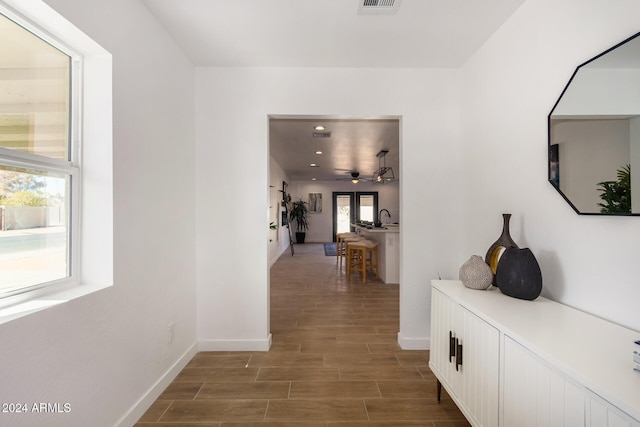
[336,171,370,183]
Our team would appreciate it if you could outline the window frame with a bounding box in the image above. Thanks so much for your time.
[355,191,379,223]
[0,0,112,318]
[0,6,83,300]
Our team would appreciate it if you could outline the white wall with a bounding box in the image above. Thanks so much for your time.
[195,67,463,351]
[269,157,292,265]
[0,1,197,426]
[461,0,640,332]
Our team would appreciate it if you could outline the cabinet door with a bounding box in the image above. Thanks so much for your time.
[587,391,640,427]
[459,306,500,427]
[503,336,585,427]
[430,287,499,427]
[429,287,460,394]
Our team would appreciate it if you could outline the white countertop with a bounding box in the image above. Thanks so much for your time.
[352,223,400,233]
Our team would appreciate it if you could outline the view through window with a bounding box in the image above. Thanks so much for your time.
[0,11,75,297]
[358,194,374,222]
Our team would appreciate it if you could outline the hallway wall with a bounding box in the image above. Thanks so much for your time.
[0,1,198,425]
[195,66,463,351]
[460,0,640,331]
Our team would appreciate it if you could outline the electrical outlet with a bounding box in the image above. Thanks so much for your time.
[168,322,175,344]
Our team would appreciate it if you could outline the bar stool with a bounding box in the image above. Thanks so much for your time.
[338,233,362,268]
[346,239,379,283]
[336,232,356,264]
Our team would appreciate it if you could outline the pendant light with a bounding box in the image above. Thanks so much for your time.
[372,150,395,184]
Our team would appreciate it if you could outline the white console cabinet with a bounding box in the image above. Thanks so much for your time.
[429,280,640,427]
[431,285,500,426]
[502,336,585,426]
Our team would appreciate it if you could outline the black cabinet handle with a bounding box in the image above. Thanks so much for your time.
[449,331,456,363]
[455,339,463,371]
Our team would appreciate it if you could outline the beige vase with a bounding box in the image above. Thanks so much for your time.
[459,255,493,290]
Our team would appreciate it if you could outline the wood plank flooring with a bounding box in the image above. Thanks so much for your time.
[136,243,470,426]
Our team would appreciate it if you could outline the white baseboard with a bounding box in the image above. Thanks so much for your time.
[199,334,272,352]
[398,332,430,350]
[116,334,271,425]
[116,342,198,427]
[270,243,290,267]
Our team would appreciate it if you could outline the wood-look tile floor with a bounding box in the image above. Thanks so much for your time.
[136,243,470,426]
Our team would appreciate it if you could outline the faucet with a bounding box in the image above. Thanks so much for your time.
[378,209,391,223]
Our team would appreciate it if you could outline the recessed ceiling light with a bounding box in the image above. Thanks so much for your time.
[315,151,323,155]
[311,178,317,181]
[310,163,318,167]
[314,125,325,131]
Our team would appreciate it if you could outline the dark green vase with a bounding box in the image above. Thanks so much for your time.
[495,247,542,301]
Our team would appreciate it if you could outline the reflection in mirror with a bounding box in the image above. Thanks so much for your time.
[549,31,640,215]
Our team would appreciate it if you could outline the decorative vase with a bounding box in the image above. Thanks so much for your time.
[485,213,519,285]
[495,247,542,300]
[459,255,493,290]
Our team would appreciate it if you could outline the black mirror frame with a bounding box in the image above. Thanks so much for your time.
[548,31,640,216]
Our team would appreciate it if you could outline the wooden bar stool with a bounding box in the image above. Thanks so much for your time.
[336,232,357,264]
[339,234,362,268]
[346,239,379,283]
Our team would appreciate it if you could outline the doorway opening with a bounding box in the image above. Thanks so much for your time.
[268,114,401,347]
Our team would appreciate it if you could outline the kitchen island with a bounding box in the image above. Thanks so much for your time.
[351,224,400,284]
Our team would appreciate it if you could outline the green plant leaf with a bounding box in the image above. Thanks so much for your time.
[596,164,631,213]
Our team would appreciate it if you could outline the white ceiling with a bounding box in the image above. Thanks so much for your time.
[141,0,525,68]
[270,116,400,182]
[141,0,525,182]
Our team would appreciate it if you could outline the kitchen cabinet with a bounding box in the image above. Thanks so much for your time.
[430,280,640,427]
[352,224,400,284]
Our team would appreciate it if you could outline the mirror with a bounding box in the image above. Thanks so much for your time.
[549,31,640,215]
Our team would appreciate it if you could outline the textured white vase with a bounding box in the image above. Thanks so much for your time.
[459,255,493,290]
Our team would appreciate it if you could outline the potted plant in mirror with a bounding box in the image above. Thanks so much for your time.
[597,164,631,214]
[289,199,309,243]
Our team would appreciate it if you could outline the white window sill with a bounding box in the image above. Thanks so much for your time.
[0,282,112,325]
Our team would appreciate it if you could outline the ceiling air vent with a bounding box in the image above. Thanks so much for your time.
[313,131,331,138]
[358,0,401,15]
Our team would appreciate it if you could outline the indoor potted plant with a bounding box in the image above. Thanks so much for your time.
[597,164,631,214]
[289,199,309,243]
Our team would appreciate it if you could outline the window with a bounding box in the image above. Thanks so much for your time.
[0,9,79,298]
[356,192,378,223]
[332,192,379,240]
[0,0,112,320]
